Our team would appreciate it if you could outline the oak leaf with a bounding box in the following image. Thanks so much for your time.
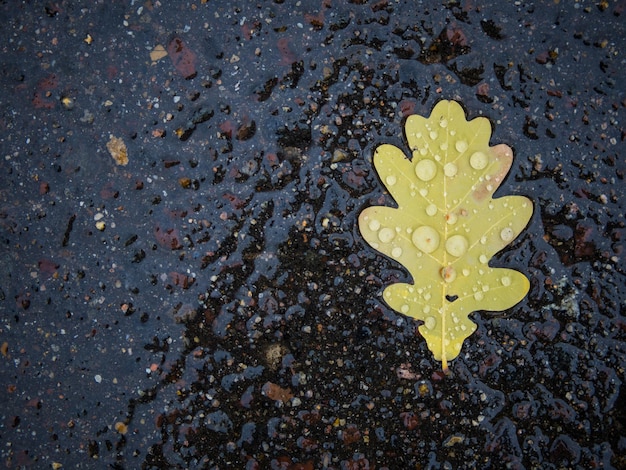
[359,100,532,371]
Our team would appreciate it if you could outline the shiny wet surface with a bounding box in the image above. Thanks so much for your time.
[0,1,625,468]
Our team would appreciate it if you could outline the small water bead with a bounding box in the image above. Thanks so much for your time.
[412,226,440,253]
[446,213,458,225]
[429,130,438,140]
[469,151,488,170]
[439,118,448,128]
[391,247,403,258]
[501,276,511,286]
[423,305,431,314]
[474,291,484,301]
[479,254,488,264]
[368,219,381,231]
[424,316,436,330]
[462,268,470,276]
[455,140,468,153]
[401,304,409,314]
[378,227,396,243]
[426,204,438,216]
[385,175,397,186]
[500,227,514,242]
[444,163,458,177]
[419,188,428,197]
[445,235,468,257]
[415,159,437,181]
[440,142,448,151]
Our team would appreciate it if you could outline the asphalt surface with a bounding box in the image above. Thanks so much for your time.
[0,1,625,468]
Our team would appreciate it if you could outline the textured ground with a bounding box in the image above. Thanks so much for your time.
[0,1,625,468]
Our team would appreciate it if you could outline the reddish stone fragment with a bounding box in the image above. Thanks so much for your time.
[167,37,197,79]
[342,424,361,445]
[38,258,59,277]
[32,74,58,109]
[169,272,195,289]
[154,225,183,250]
[262,381,293,402]
[400,411,419,430]
[277,38,297,65]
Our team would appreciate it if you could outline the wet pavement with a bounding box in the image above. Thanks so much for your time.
[0,1,625,468]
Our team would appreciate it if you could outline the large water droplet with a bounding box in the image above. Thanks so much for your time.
[455,140,468,153]
[439,118,448,128]
[378,227,395,243]
[368,219,381,231]
[444,162,458,177]
[385,175,397,186]
[415,159,437,181]
[412,226,440,253]
[424,316,436,330]
[426,204,437,216]
[470,151,488,170]
[500,227,514,242]
[392,247,403,258]
[445,235,468,257]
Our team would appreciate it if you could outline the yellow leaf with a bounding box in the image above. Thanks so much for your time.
[359,100,533,371]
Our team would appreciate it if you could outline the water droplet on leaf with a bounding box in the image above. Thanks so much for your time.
[470,151,488,170]
[415,159,437,181]
[445,235,468,257]
[412,226,440,253]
